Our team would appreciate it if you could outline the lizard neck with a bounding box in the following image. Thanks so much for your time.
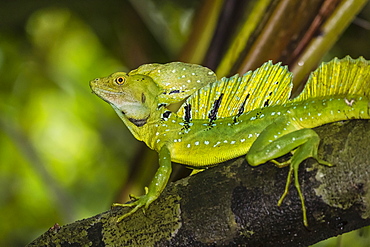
[112,104,168,142]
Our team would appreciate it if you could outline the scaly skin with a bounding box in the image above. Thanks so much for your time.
[90,57,370,226]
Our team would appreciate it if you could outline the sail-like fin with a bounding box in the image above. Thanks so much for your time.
[293,56,370,102]
[177,61,293,120]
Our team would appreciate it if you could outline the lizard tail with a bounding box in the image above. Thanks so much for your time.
[293,56,370,102]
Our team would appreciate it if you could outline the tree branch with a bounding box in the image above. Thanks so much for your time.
[28,120,370,246]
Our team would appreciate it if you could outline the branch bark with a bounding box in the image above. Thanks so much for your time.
[28,120,370,246]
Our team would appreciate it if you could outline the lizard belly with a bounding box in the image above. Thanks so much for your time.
[170,138,252,167]
[168,122,265,167]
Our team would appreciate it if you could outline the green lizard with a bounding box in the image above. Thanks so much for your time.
[90,56,370,226]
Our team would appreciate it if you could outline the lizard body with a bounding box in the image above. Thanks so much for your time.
[90,57,370,226]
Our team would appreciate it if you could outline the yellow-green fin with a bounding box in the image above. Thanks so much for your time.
[293,56,370,102]
[177,61,293,120]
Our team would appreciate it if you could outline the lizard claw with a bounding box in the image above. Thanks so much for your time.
[270,159,291,168]
[112,192,153,222]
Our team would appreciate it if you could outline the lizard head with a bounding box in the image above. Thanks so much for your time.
[90,72,162,126]
[90,62,217,128]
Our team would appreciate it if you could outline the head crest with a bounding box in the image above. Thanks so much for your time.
[129,62,217,104]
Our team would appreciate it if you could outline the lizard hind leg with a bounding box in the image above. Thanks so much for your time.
[247,127,332,227]
[277,129,332,227]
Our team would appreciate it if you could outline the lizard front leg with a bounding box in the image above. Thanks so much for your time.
[114,145,172,222]
[246,122,332,227]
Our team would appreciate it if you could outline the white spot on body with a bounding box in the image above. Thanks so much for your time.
[344,98,355,107]
[213,142,221,147]
[195,141,199,146]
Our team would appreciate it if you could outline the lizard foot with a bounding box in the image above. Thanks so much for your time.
[113,187,152,222]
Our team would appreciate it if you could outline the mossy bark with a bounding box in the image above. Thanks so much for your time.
[28,120,370,246]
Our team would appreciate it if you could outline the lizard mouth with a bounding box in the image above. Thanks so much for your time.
[90,80,125,104]
[92,87,124,96]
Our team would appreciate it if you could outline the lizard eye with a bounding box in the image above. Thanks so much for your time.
[115,77,125,85]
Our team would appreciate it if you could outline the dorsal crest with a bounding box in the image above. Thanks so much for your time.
[293,56,370,102]
[177,61,293,120]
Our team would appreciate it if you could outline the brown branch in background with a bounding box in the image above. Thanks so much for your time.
[289,0,339,64]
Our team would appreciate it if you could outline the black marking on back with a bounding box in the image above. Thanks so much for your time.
[184,104,192,123]
[162,111,171,120]
[169,90,184,94]
[157,103,167,109]
[208,93,224,122]
[238,93,250,116]
[264,99,269,107]
[128,117,148,127]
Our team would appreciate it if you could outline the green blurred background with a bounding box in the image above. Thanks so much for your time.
[0,1,369,246]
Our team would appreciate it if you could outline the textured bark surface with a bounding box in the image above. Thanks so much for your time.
[28,120,370,246]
